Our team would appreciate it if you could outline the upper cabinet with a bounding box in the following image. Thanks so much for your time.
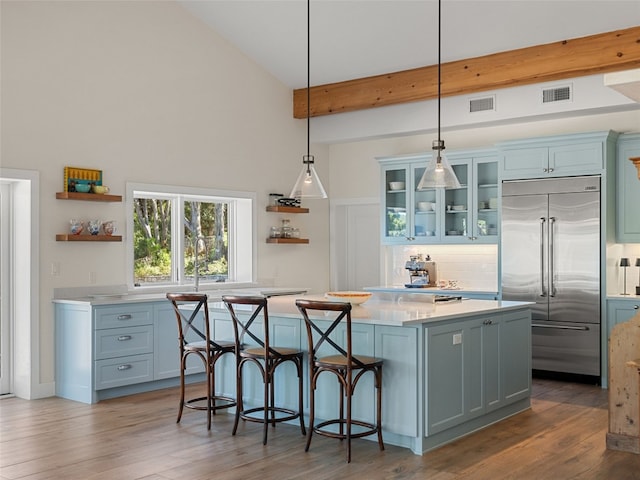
[616,133,640,243]
[379,148,498,245]
[497,131,616,180]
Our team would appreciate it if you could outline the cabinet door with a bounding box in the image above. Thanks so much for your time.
[381,164,410,243]
[501,147,548,179]
[550,142,603,176]
[606,300,640,340]
[616,135,640,242]
[443,161,470,242]
[375,325,418,437]
[501,310,531,404]
[154,302,205,380]
[426,322,465,434]
[412,162,441,241]
[473,157,499,242]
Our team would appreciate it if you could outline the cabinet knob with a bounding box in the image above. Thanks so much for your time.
[549,167,554,172]
[634,305,639,310]
[543,168,548,173]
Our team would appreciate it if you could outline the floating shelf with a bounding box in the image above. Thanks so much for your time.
[266,206,309,214]
[56,192,122,202]
[266,238,309,244]
[56,234,122,242]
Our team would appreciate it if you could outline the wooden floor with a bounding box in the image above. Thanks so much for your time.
[1,378,639,479]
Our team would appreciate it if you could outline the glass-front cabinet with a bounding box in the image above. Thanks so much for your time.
[379,149,498,245]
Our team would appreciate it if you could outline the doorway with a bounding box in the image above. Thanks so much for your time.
[0,168,40,399]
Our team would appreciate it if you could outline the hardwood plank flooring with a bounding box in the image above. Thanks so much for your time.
[1,378,639,479]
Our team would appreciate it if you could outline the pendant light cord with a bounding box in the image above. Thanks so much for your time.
[306,0,311,170]
[437,0,442,148]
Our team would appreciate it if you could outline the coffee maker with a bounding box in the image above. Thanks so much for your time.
[405,254,437,288]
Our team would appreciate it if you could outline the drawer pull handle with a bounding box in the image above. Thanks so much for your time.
[117,335,132,341]
[117,364,132,371]
[117,314,132,320]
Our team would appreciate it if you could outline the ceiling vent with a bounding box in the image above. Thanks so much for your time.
[469,95,495,113]
[542,85,572,104]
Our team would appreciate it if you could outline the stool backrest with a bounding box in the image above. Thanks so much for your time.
[222,295,275,355]
[166,293,214,350]
[296,299,367,370]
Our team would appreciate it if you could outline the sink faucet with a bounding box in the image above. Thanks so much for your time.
[193,235,207,292]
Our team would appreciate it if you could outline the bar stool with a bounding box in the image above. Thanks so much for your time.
[295,299,384,463]
[222,295,306,445]
[166,293,236,430]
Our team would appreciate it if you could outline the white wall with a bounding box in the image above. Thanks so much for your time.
[0,0,330,394]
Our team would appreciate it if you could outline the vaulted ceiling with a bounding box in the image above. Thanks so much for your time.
[178,1,640,141]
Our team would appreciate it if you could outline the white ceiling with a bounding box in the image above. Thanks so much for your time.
[179,1,640,89]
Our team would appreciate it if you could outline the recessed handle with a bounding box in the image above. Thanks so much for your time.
[117,335,132,341]
[117,314,132,320]
[117,364,132,371]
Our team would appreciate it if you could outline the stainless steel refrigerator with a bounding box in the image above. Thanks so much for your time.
[501,176,601,378]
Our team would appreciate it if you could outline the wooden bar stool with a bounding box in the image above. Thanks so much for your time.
[166,293,236,430]
[222,295,306,445]
[295,299,384,463]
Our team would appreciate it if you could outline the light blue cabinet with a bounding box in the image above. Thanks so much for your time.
[498,132,615,180]
[425,310,531,435]
[616,133,640,243]
[606,299,640,340]
[378,149,498,245]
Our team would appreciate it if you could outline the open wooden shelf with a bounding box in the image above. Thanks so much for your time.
[266,206,309,214]
[266,237,309,244]
[56,192,122,202]
[56,234,122,242]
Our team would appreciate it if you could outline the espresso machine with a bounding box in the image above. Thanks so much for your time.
[405,254,437,288]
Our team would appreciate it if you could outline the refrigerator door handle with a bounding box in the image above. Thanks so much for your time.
[532,323,590,331]
[540,217,547,297]
[549,216,556,297]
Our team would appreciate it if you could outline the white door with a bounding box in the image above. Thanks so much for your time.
[333,202,380,291]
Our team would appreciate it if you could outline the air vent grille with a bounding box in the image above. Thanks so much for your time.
[469,96,495,113]
[542,85,572,103]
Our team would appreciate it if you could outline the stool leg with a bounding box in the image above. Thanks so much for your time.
[297,357,306,435]
[376,366,384,451]
[206,360,212,430]
[233,361,243,436]
[177,354,186,424]
[263,366,270,445]
[305,373,316,452]
[346,383,352,463]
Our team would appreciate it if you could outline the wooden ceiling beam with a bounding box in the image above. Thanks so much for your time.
[293,25,640,118]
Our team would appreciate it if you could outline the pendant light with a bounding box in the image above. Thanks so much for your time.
[290,0,327,199]
[417,0,461,190]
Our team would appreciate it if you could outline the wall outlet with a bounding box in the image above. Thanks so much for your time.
[452,333,462,345]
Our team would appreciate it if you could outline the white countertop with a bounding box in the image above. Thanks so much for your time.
[52,287,309,306]
[209,294,532,327]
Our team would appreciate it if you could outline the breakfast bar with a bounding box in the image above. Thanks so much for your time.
[53,292,532,454]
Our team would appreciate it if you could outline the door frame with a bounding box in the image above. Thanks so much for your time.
[0,168,40,399]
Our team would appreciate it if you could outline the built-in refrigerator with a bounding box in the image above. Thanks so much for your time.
[501,176,601,378]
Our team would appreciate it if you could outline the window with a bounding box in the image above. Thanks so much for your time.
[126,183,255,290]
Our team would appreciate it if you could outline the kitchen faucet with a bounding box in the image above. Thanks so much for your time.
[193,235,207,292]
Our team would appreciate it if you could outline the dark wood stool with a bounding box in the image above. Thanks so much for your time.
[296,299,384,463]
[222,295,306,445]
[166,293,236,430]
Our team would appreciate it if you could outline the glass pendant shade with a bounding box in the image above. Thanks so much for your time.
[290,155,327,199]
[417,141,461,189]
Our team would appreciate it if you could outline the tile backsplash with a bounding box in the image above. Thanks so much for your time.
[384,244,498,291]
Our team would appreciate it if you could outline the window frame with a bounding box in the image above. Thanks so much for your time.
[126,182,256,292]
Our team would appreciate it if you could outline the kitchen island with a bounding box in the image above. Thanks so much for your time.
[53,292,531,454]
